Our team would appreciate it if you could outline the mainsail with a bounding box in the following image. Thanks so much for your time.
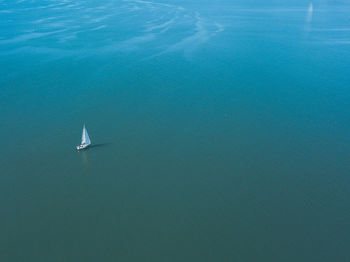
[81,125,91,145]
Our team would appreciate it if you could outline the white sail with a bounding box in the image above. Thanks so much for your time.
[81,125,91,145]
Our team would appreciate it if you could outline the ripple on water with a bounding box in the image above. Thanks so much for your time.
[0,0,224,60]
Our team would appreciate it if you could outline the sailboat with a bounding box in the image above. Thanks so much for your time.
[76,125,91,150]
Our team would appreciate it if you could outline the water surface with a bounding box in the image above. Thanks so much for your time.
[1,0,350,261]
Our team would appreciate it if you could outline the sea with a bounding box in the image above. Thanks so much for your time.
[1,0,350,261]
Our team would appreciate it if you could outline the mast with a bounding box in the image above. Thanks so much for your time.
[81,125,91,145]
[81,125,86,144]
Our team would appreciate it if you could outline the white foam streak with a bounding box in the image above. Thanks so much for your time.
[144,18,175,32]
[306,3,313,23]
[0,30,66,45]
[90,25,107,31]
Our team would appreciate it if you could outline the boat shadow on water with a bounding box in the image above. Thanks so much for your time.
[77,143,112,166]
[88,143,112,149]
[76,143,112,153]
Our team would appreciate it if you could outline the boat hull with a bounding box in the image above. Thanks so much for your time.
[76,144,90,150]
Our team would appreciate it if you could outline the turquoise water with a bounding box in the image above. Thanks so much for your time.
[1,0,350,261]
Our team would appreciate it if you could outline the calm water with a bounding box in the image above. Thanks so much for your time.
[1,0,350,261]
